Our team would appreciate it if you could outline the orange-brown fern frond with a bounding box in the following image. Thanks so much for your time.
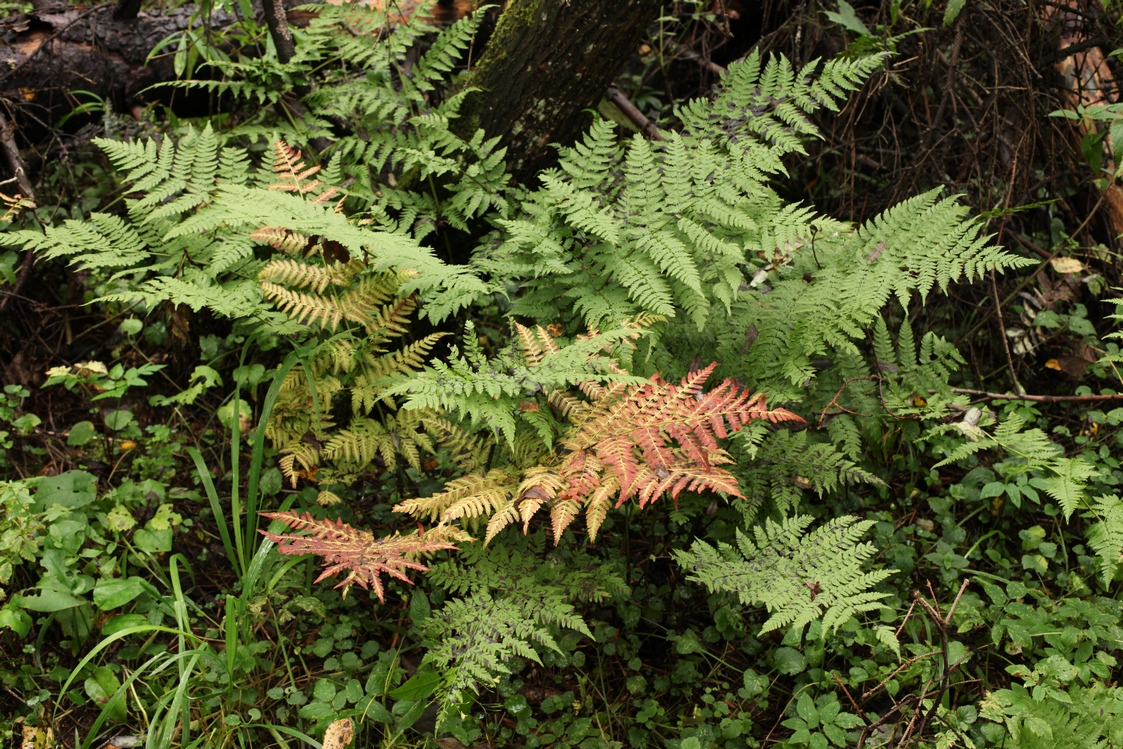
[260,511,462,601]
[561,363,803,510]
[269,141,325,196]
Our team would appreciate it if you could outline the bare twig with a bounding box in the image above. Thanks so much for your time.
[831,671,863,716]
[819,375,880,424]
[944,579,970,625]
[1009,232,1051,259]
[859,650,941,702]
[666,42,728,77]
[990,269,1025,396]
[605,87,664,141]
[949,387,1123,402]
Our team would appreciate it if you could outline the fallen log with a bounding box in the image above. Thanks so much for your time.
[0,1,284,136]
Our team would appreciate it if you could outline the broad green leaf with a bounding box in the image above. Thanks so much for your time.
[67,421,97,446]
[771,646,806,675]
[101,613,148,635]
[825,0,872,36]
[93,577,146,611]
[796,692,818,726]
[14,588,85,612]
[34,470,96,511]
[389,669,441,701]
[0,606,32,637]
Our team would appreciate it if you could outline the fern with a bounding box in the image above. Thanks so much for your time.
[1086,495,1123,587]
[383,319,651,445]
[186,1,512,248]
[421,533,627,724]
[737,430,883,517]
[980,683,1123,749]
[259,511,467,601]
[1,128,486,324]
[933,413,1097,519]
[677,51,891,151]
[675,515,891,633]
[260,260,467,486]
[395,362,803,543]
[43,19,1089,737]
[474,51,1030,341]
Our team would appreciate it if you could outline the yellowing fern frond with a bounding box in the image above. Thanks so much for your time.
[270,141,326,196]
[280,443,320,488]
[250,226,312,256]
[260,282,351,329]
[258,258,356,293]
[516,323,561,367]
[394,469,518,524]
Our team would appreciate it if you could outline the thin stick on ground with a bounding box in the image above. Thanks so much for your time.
[950,387,1123,402]
[605,87,664,141]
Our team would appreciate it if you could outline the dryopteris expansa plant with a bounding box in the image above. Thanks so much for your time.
[393,359,803,544]
[263,333,802,591]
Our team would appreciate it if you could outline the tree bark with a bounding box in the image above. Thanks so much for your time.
[459,0,664,183]
[262,0,295,64]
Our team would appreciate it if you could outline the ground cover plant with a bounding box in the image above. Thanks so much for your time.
[1,1,1123,748]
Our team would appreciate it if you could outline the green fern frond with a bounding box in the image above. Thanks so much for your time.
[422,534,627,726]
[1086,495,1123,587]
[933,413,1096,519]
[739,431,884,516]
[675,515,891,633]
[412,6,491,91]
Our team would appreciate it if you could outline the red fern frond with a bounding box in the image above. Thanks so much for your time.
[565,363,803,511]
[259,511,461,601]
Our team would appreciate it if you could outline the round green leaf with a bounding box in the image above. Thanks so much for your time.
[770,646,806,675]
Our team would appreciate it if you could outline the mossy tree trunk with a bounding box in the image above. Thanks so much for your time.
[460,0,664,183]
